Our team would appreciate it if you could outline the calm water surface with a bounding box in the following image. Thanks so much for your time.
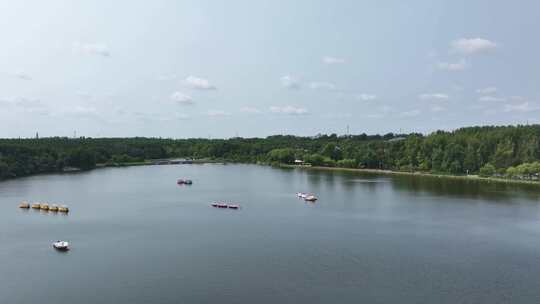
[2,164,540,303]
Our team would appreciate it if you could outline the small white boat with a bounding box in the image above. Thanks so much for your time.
[52,240,70,251]
[304,195,317,202]
[297,192,307,198]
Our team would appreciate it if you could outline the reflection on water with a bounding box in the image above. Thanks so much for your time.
[295,167,540,202]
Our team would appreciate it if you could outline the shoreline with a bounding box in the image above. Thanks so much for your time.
[2,160,539,187]
[279,164,540,186]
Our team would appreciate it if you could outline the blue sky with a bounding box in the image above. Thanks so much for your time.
[1,0,539,138]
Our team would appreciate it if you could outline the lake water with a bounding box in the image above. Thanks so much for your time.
[2,164,540,303]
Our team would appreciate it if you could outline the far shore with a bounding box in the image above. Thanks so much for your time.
[3,159,539,188]
[279,164,540,186]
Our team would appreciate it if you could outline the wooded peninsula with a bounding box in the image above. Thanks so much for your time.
[1,125,540,182]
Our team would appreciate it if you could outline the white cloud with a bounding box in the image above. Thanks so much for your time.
[240,107,262,114]
[207,110,230,117]
[73,42,110,57]
[478,96,506,102]
[451,38,497,55]
[419,93,449,101]
[476,87,497,94]
[437,59,467,71]
[170,92,194,105]
[309,82,336,90]
[357,93,377,101]
[323,56,346,64]
[399,109,421,117]
[184,76,216,90]
[503,102,540,113]
[280,75,301,89]
[270,105,308,115]
[14,71,32,80]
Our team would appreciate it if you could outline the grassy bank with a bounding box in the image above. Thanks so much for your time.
[279,164,540,186]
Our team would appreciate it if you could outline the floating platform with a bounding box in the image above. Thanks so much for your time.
[212,202,240,209]
[22,201,68,213]
[58,205,69,213]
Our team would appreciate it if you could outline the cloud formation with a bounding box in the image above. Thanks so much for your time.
[73,42,110,57]
[184,76,216,90]
[280,75,301,89]
[270,105,308,115]
[170,92,194,105]
[419,93,449,101]
[323,56,346,64]
[451,38,497,55]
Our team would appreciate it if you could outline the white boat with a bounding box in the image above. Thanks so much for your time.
[297,192,307,198]
[304,195,317,202]
[52,241,70,251]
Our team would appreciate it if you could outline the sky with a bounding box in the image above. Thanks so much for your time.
[1,0,539,138]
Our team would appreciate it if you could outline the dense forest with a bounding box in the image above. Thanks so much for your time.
[1,125,540,181]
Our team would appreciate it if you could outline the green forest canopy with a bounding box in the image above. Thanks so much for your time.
[1,125,540,180]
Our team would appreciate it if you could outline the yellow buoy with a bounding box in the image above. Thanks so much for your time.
[31,203,41,209]
[49,204,59,212]
[40,203,49,211]
[19,201,30,209]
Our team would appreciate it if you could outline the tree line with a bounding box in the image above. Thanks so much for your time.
[1,125,540,181]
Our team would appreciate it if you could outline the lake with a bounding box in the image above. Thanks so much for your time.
[2,164,540,303]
